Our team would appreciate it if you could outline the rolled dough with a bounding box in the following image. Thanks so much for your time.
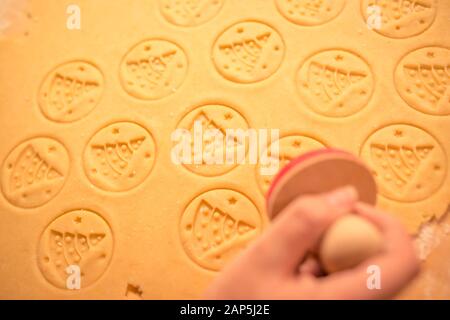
[0,0,449,299]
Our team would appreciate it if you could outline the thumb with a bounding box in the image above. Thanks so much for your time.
[248,186,358,275]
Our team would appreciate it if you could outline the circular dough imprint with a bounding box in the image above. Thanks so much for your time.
[175,104,250,177]
[120,39,188,100]
[212,21,285,83]
[180,189,262,271]
[83,122,156,192]
[360,124,447,202]
[395,46,450,116]
[296,49,374,117]
[1,137,70,208]
[361,0,437,39]
[37,209,114,289]
[38,61,104,123]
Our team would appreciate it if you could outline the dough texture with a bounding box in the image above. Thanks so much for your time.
[0,0,448,299]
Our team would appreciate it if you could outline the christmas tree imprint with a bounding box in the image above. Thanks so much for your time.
[191,111,224,164]
[47,73,100,116]
[190,199,256,257]
[291,0,326,15]
[403,63,450,111]
[160,0,224,26]
[121,40,187,100]
[277,0,344,21]
[297,50,373,117]
[218,32,272,75]
[38,210,113,289]
[125,50,177,91]
[10,145,63,195]
[188,110,244,164]
[376,0,433,27]
[370,143,434,194]
[363,0,437,38]
[307,61,367,104]
[213,22,284,83]
[39,61,104,122]
[180,189,261,271]
[170,0,217,20]
[47,229,106,280]
[90,136,146,178]
[276,0,345,26]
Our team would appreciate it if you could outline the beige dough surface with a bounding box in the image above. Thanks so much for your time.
[0,0,449,299]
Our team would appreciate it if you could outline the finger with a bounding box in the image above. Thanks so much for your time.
[314,203,420,299]
[247,186,358,275]
[355,202,414,252]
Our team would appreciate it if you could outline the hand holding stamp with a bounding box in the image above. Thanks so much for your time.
[266,149,384,273]
[206,149,419,299]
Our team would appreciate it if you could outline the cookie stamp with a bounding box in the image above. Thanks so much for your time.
[175,104,249,177]
[296,49,374,117]
[180,189,262,271]
[361,0,437,39]
[360,124,446,202]
[275,0,345,26]
[159,0,225,27]
[37,209,113,289]
[256,135,326,195]
[395,46,450,116]
[212,21,285,83]
[38,61,104,123]
[84,122,156,192]
[120,39,188,100]
[1,137,69,208]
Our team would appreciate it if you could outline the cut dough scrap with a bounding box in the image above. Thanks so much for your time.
[319,215,383,273]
